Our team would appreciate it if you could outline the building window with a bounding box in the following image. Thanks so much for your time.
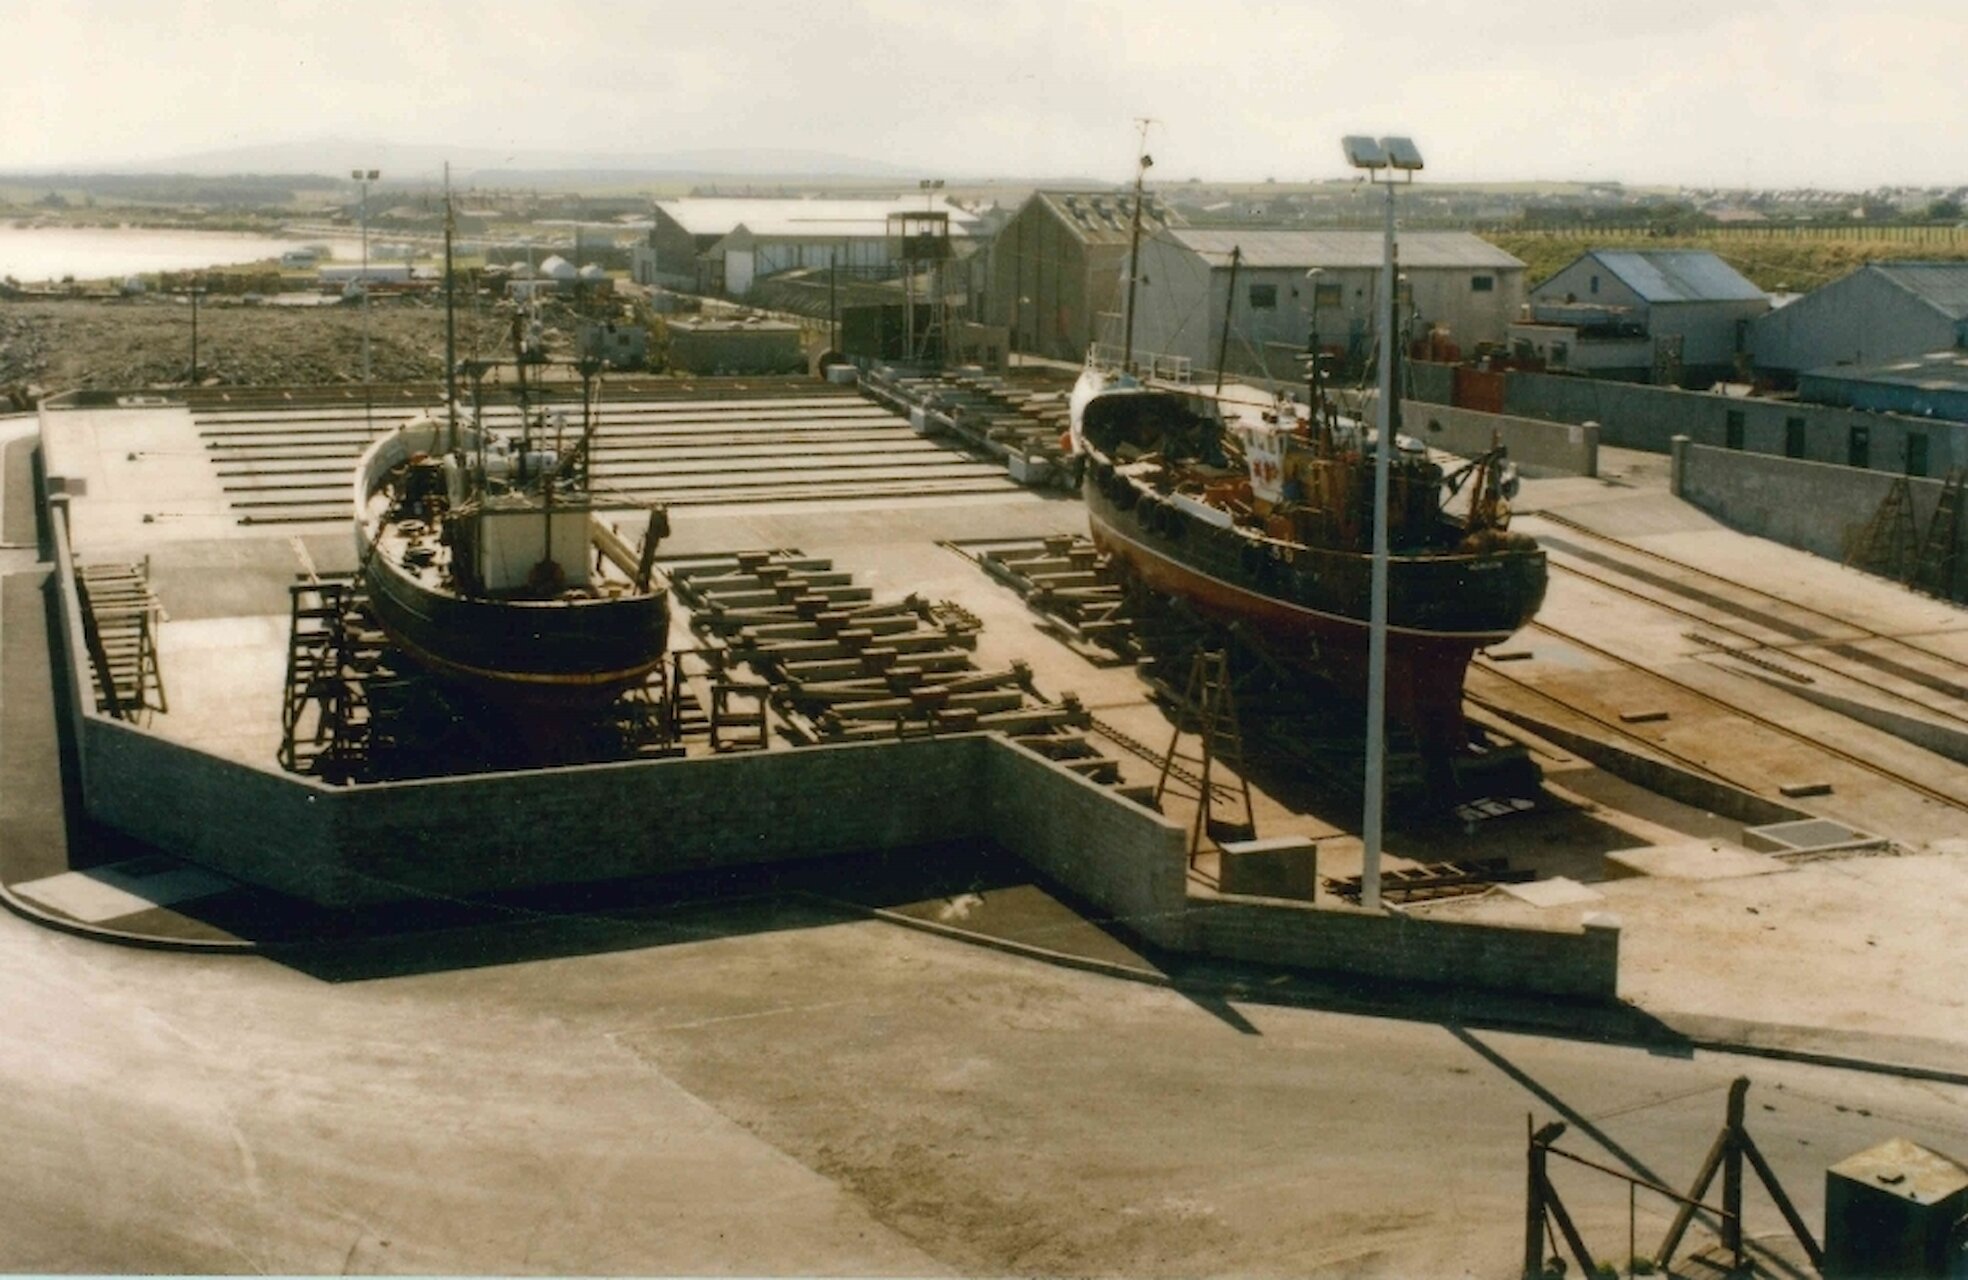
[1907,431,1930,477]
[1313,283,1342,309]
[1784,417,1806,458]
[1589,274,1600,295]
[1725,410,1745,450]
[1471,274,1494,293]
[1248,283,1277,310]
[1848,424,1871,469]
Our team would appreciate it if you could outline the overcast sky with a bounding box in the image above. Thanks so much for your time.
[4,0,1962,188]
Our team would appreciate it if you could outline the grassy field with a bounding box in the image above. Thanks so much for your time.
[1489,226,1968,291]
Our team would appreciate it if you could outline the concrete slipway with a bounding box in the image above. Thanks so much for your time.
[7,377,1964,1046]
[0,386,1965,1274]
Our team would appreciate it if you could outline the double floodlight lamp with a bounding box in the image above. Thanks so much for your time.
[1341,136,1423,175]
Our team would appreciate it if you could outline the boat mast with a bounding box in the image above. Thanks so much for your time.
[1119,117,1154,375]
[444,161,458,454]
[1212,244,1241,397]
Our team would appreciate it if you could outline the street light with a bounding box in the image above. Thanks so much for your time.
[1341,133,1423,915]
[352,168,379,424]
[184,277,207,384]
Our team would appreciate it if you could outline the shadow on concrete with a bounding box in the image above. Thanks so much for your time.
[1447,1022,1676,1186]
[194,842,1088,984]
[1158,951,1695,1065]
[6,436,42,550]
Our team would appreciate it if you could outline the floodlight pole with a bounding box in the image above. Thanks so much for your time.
[353,168,379,432]
[187,280,204,384]
[1360,167,1396,914]
[356,171,373,387]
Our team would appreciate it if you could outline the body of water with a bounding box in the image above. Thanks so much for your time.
[0,225,361,283]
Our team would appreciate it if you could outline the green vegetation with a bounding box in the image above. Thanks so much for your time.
[1491,226,1968,291]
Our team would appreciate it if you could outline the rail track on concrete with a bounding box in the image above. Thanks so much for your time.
[1532,533,1968,735]
[1489,615,1968,817]
[1531,510,1968,694]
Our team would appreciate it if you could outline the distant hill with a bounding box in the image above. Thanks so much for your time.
[52,137,921,181]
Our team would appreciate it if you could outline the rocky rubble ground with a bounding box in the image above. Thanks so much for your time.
[0,296,584,402]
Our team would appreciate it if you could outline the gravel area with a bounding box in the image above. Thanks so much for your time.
[0,295,590,398]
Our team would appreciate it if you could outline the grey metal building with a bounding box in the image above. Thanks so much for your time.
[1799,349,1968,432]
[1509,250,1768,386]
[1120,229,1525,382]
[979,190,1179,363]
[1750,262,1968,387]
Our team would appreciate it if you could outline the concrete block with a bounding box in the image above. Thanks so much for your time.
[1219,835,1318,902]
[1007,453,1054,485]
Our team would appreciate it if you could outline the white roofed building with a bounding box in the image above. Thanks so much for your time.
[631,196,981,296]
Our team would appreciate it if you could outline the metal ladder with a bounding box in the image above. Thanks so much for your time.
[1909,467,1964,599]
[1153,649,1257,860]
[76,560,167,722]
[1845,474,1917,579]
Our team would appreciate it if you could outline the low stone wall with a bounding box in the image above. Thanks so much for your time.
[336,737,988,904]
[1403,399,1598,477]
[1674,440,1967,603]
[84,717,348,900]
[986,738,1188,947]
[1187,895,1620,1000]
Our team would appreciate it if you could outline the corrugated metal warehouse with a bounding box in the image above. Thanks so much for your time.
[1513,250,1768,385]
[1121,229,1525,381]
[1750,261,1968,387]
[978,190,1180,364]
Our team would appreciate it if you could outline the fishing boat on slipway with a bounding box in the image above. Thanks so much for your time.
[352,174,671,703]
[1069,146,1547,779]
[352,378,672,701]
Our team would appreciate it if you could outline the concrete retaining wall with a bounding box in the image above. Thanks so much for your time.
[1187,896,1620,1000]
[1674,441,1968,602]
[83,718,348,900]
[986,738,1188,947]
[337,737,988,903]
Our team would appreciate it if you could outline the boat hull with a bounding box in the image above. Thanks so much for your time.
[362,553,671,702]
[353,416,671,705]
[1083,458,1545,761]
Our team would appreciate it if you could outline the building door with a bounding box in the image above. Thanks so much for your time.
[1725,410,1745,450]
[1785,417,1806,459]
[1907,432,1929,477]
[1848,425,1871,469]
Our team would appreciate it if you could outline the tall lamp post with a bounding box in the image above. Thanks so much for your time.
[185,277,206,384]
[1341,133,1423,914]
[352,168,379,423]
